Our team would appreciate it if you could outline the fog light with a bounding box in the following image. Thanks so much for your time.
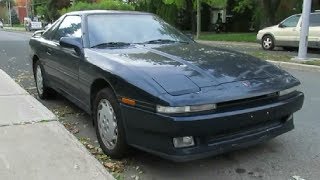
[173,136,195,148]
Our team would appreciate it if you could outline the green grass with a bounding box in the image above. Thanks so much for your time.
[248,51,320,66]
[12,24,24,28]
[302,60,320,66]
[248,52,292,62]
[199,33,257,43]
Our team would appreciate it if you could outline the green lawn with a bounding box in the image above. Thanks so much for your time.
[248,51,320,66]
[12,24,24,28]
[199,33,257,43]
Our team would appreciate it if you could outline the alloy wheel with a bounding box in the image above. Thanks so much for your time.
[263,37,273,49]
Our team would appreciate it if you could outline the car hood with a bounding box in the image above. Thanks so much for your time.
[261,25,278,31]
[90,43,295,96]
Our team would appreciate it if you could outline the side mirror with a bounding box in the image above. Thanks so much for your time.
[279,23,285,28]
[185,33,194,40]
[60,37,83,55]
[44,23,52,30]
[32,30,44,37]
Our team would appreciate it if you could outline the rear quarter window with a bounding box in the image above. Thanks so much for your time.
[310,14,320,27]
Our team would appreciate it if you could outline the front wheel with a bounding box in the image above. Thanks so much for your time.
[262,35,275,50]
[93,88,128,159]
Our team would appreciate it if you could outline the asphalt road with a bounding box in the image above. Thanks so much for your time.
[1,30,320,180]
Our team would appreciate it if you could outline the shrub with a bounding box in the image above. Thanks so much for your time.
[60,0,134,14]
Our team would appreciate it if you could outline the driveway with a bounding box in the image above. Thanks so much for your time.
[0,30,319,180]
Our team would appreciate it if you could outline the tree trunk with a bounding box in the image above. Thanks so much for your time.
[196,0,201,39]
[262,0,281,25]
[186,0,196,33]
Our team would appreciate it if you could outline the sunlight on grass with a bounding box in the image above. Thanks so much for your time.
[199,33,256,43]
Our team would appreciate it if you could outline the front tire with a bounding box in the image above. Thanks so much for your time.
[262,35,275,50]
[33,61,51,99]
[93,88,128,159]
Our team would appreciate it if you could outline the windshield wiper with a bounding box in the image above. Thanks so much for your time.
[91,42,131,48]
[142,39,189,44]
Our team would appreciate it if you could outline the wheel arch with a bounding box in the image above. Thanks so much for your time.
[32,54,40,70]
[90,77,117,112]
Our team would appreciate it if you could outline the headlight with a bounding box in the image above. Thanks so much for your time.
[156,104,217,114]
[279,85,300,96]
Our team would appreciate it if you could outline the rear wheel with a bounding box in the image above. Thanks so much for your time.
[93,88,128,158]
[262,35,275,50]
[33,61,51,99]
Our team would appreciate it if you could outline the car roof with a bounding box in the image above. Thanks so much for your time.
[294,12,320,16]
[65,10,151,16]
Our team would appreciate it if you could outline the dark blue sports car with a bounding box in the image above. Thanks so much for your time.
[29,10,304,162]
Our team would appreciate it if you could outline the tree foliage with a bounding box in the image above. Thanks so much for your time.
[232,0,254,13]
[11,9,20,24]
[163,0,227,8]
[60,0,134,14]
[135,0,178,25]
[231,0,306,30]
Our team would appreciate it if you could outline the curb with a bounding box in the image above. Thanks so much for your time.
[267,60,320,73]
[1,28,33,35]
[0,69,115,180]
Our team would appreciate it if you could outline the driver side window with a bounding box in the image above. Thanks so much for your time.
[281,15,300,28]
[52,15,82,42]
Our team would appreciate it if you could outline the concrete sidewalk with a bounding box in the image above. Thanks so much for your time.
[0,69,114,180]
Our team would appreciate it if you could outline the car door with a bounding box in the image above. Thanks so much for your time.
[37,17,64,85]
[308,13,320,48]
[46,15,83,100]
[274,15,301,47]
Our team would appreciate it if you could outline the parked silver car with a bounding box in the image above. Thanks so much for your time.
[257,12,320,50]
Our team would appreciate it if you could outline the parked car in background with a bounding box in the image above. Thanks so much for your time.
[29,10,304,162]
[0,20,3,29]
[24,17,42,31]
[257,12,320,50]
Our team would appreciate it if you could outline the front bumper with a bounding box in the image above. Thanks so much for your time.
[121,92,304,162]
[257,32,263,42]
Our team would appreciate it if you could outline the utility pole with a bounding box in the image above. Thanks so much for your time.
[297,0,312,60]
[26,0,29,18]
[8,0,12,27]
[196,0,201,39]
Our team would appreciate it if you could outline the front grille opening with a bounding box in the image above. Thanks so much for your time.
[206,118,284,145]
[217,93,278,110]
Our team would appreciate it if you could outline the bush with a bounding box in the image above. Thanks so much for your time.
[11,10,20,25]
[60,0,134,14]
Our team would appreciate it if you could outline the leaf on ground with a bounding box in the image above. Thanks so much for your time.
[292,176,306,180]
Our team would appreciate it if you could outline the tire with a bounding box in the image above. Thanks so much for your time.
[262,35,275,50]
[93,88,128,159]
[33,61,51,99]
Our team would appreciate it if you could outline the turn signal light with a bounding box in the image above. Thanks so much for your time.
[121,98,136,106]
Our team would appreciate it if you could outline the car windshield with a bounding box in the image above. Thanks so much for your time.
[87,14,192,48]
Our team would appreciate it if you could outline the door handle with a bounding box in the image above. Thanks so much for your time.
[46,48,52,56]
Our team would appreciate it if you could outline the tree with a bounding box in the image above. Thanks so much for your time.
[33,0,70,21]
[162,0,227,38]
[134,0,178,26]
[0,0,15,24]
[11,9,19,24]
[47,0,70,21]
